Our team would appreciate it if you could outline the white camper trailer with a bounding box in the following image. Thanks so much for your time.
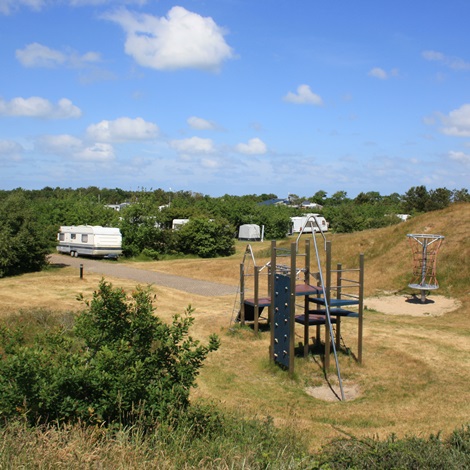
[57,225,122,258]
[172,219,190,230]
[290,213,329,234]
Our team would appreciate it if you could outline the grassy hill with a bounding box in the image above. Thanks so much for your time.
[0,203,468,464]
[110,202,470,445]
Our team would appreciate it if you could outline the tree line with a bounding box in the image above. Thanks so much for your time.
[0,185,468,277]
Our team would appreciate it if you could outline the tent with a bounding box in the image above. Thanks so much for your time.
[238,224,262,241]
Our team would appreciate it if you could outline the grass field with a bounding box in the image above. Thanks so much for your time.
[0,203,468,451]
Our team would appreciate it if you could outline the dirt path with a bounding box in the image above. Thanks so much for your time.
[48,254,237,297]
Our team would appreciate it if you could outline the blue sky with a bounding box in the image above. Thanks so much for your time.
[1,0,469,198]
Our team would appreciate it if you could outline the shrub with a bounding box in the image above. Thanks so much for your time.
[0,192,49,278]
[177,217,235,257]
[315,428,470,469]
[0,280,219,427]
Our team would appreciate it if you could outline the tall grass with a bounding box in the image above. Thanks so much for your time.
[1,417,468,468]
[0,407,314,469]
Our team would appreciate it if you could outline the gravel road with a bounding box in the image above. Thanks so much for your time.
[49,254,237,297]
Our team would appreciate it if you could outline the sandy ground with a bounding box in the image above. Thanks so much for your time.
[305,382,361,402]
[364,293,462,317]
[304,293,462,402]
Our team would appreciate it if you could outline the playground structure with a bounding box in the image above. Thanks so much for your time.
[407,234,445,303]
[231,215,364,400]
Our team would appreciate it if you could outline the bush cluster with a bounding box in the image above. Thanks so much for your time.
[0,280,219,427]
[0,192,49,278]
[314,428,470,469]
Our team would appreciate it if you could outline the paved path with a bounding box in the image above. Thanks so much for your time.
[49,254,237,297]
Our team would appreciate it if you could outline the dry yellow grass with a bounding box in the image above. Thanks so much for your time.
[0,203,469,449]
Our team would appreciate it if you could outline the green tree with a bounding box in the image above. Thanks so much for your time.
[119,203,166,257]
[402,185,429,213]
[177,218,235,257]
[311,190,327,205]
[0,280,219,426]
[426,187,452,211]
[0,192,49,278]
[258,205,293,239]
[328,190,349,205]
[323,202,400,233]
[452,188,470,202]
[354,191,382,205]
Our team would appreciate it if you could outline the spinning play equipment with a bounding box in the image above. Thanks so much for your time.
[407,234,445,303]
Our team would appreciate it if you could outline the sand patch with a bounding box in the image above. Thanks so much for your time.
[364,294,461,317]
[305,382,360,402]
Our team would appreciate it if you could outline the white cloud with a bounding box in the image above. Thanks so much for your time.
[0,97,81,118]
[201,157,220,168]
[36,134,115,162]
[170,136,215,153]
[104,6,235,71]
[187,116,216,130]
[16,43,65,67]
[422,50,470,70]
[36,134,83,155]
[422,115,436,126]
[235,137,267,155]
[86,117,159,142]
[440,104,470,137]
[71,0,147,5]
[16,43,101,68]
[283,84,323,106]
[75,143,115,161]
[0,139,24,159]
[0,0,44,15]
[449,150,470,165]
[422,50,444,62]
[0,0,146,14]
[368,67,387,79]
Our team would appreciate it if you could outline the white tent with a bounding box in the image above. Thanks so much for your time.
[238,224,262,241]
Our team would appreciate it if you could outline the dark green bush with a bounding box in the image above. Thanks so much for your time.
[315,427,470,469]
[177,217,235,258]
[0,280,219,427]
[0,192,49,278]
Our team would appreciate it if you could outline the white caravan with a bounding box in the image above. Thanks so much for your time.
[290,213,329,234]
[172,219,190,230]
[57,225,122,258]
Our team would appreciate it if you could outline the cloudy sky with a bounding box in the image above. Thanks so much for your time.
[1,0,469,197]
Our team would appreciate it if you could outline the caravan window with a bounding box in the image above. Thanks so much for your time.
[82,234,88,243]
[71,234,76,240]
[59,233,65,241]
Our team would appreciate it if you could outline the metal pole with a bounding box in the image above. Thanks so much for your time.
[311,237,345,401]
[420,240,428,303]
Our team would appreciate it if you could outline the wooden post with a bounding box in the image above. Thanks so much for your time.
[254,265,260,334]
[269,240,276,363]
[336,263,342,349]
[289,243,296,375]
[239,263,245,324]
[358,253,364,364]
